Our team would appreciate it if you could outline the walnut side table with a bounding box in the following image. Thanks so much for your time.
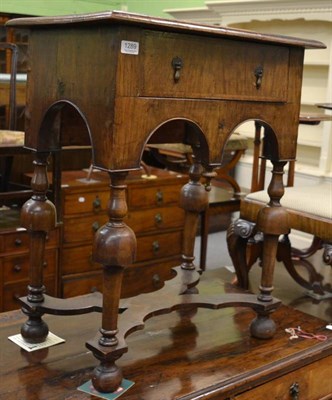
[7,11,325,394]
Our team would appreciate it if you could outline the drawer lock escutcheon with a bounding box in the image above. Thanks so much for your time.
[172,56,183,83]
[254,65,263,89]
[289,382,300,400]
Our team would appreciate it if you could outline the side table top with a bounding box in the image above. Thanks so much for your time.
[7,10,325,49]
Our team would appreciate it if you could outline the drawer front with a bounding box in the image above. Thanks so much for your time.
[3,249,57,283]
[62,244,96,275]
[62,272,103,298]
[63,189,110,215]
[136,230,183,262]
[141,31,289,102]
[63,213,108,244]
[3,277,56,311]
[122,257,179,298]
[126,206,185,233]
[3,229,58,254]
[233,354,332,400]
[128,183,183,209]
[62,257,179,298]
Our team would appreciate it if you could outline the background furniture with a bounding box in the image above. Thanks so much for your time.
[1,270,332,400]
[227,111,332,299]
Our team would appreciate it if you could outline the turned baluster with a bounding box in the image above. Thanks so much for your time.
[250,160,289,339]
[179,146,210,274]
[20,152,57,343]
[87,171,136,393]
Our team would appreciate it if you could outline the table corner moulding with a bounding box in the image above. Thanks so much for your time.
[6,11,325,394]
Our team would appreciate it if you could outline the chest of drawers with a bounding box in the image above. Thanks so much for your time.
[0,221,59,311]
[59,168,187,298]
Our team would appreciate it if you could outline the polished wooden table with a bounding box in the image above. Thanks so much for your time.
[7,11,325,394]
[1,272,332,400]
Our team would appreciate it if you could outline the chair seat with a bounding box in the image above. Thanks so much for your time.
[0,130,25,146]
[241,183,332,241]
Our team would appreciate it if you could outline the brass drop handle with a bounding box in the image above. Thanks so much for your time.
[155,213,163,224]
[93,196,101,212]
[172,56,183,82]
[289,382,300,400]
[254,65,263,89]
[152,241,160,254]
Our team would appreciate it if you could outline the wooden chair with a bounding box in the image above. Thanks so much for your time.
[227,113,332,300]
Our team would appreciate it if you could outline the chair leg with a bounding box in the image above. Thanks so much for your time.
[278,235,332,299]
[227,219,257,289]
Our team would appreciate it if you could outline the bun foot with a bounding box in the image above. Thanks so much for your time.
[250,313,276,339]
[92,360,123,393]
[21,309,49,344]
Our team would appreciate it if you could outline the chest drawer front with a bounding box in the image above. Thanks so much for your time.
[128,183,183,209]
[62,257,179,298]
[62,272,103,298]
[62,245,96,275]
[3,229,58,254]
[3,249,57,283]
[63,189,110,215]
[126,206,185,233]
[3,277,56,311]
[141,31,289,102]
[136,230,183,262]
[233,354,332,400]
[63,214,108,244]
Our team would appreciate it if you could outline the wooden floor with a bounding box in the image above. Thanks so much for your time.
[199,231,332,323]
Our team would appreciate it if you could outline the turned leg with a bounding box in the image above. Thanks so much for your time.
[178,145,211,295]
[86,171,136,393]
[250,160,289,339]
[20,152,57,343]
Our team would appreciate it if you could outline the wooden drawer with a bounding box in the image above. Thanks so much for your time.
[63,189,110,215]
[126,206,185,233]
[62,271,103,298]
[63,213,108,244]
[2,228,58,255]
[233,354,332,399]
[62,244,96,275]
[140,31,289,102]
[62,256,179,298]
[136,230,183,262]
[3,249,57,284]
[3,277,56,311]
[127,182,183,209]
[122,256,179,298]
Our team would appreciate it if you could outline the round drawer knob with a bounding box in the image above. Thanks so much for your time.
[92,221,100,232]
[13,264,22,272]
[156,190,163,204]
[14,238,22,247]
[152,241,160,254]
[155,213,163,224]
[93,196,102,212]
